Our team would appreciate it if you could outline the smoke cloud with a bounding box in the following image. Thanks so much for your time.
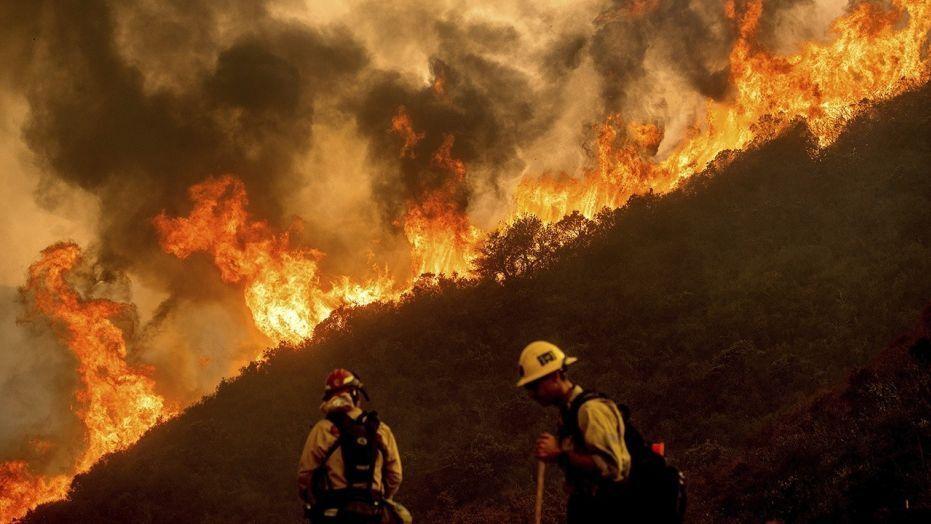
[0,286,80,469]
[0,0,856,474]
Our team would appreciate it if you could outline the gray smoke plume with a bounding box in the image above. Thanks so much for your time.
[0,287,80,468]
[0,0,853,474]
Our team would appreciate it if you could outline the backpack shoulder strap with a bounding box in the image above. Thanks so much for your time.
[362,411,388,454]
[325,411,351,435]
[321,413,350,464]
[362,411,381,433]
[564,392,648,457]
[321,433,341,464]
[312,416,346,493]
[571,390,608,413]
[561,390,608,442]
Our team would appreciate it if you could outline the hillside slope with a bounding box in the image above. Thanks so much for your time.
[24,83,931,522]
[703,305,931,522]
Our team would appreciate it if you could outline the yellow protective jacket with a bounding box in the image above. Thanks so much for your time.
[298,397,402,499]
[558,385,632,485]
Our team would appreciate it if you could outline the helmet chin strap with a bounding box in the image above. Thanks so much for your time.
[346,369,370,402]
[349,387,370,404]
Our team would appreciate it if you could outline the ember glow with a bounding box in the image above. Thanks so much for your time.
[0,243,172,522]
[153,176,398,346]
[516,0,930,221]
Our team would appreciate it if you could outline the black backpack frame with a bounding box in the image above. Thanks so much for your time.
[310,411,388,522]
[562,391,687,522]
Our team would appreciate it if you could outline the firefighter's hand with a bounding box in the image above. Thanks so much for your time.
[534,432,561,462]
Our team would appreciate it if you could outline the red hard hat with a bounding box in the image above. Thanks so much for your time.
[323,368,368,400]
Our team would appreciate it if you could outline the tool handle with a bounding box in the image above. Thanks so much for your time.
[534,461,545,524]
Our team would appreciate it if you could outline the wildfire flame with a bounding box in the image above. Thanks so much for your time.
[0,243,172,522]
[389,108,482,276]
[390,106,425,159]
[515,116,670,223]
[153,175,397,346]
[665,0,930,171]
[517,0,930,221]
[172,0,931,346]
[400,133,483,276]
[155,0,930,348]
[153,128,480,350]
[4,1,929,519]
[0,462,70,524]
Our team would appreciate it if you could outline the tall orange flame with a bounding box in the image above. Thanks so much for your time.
[390,106,425,159]
[401,134,482,276]
[517,0,930,221]
[666,0,930,172]
[515,116,670,223]
[154,175,396,346]
[388,107,482,276]
[155,0,930,348]
[0,243,172,522]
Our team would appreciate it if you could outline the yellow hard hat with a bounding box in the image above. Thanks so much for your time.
[516,340,578,387]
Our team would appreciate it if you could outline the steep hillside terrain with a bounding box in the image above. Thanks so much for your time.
[701,306,930,522]
[24,83,931,522]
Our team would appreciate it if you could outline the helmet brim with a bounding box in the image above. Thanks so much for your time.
[515,356,578,387]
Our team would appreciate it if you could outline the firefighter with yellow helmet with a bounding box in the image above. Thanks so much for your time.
[517,341,633,523]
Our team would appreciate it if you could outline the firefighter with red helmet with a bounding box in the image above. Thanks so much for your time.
[298,369,407,523]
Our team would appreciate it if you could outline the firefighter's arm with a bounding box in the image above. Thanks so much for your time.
[535,433,599,473]
[577,401,630,481]
[297,422,331,501]
[561,449,599,472]
[379,423,403,498]
[559,451,598,471]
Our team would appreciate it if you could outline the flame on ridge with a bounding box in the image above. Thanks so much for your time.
[515,116,670,223]
[400,133,483,277]
[153,175,397,346]
[154,0,930,348]
[0,243,173,523]
[516,0,930,222]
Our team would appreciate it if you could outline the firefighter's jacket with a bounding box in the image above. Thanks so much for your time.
[298,394,402,498]
[558,385,632,484]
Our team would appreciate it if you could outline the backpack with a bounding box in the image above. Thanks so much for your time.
[562,391,687,523]
[311,411,388,523]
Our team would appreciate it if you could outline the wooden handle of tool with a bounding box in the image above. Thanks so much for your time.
[534,461,545,524]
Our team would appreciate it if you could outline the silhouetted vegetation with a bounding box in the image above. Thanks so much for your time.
[702,307,931,522]
[24,84,931,522]
[474,211,597,281]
